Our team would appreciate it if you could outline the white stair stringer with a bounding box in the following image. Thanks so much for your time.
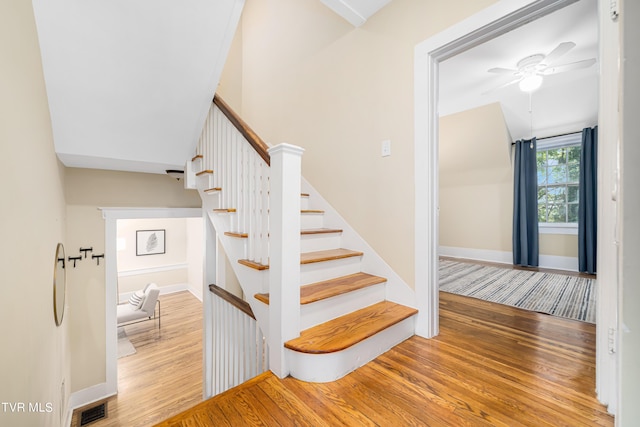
[286,315,416,383]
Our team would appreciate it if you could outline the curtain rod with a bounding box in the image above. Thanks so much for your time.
[511,130,582,145]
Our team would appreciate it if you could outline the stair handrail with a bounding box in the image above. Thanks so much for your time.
[212,95,271,166]
[197,95,304,378]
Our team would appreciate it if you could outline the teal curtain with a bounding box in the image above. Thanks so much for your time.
[579,126,598,274]
[513,138,539,266]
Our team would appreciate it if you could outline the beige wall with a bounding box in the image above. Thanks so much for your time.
[65,168,200,392]
[218,0,497,287]
[0,1,70,425]
[439,103,578,259]
[439,104,513,252]
[117,218,189,295]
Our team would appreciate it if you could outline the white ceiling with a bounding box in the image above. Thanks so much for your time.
[439,0,598,141]
[32,0,244,174]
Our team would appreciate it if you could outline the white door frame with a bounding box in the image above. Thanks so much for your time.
[102,207,202,396]
[413,0,576,338]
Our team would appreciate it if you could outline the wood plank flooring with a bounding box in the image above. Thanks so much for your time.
[71,291,204,427]
[157,292,613,427]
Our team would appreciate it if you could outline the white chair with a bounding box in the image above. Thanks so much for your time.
[117,283,161,328]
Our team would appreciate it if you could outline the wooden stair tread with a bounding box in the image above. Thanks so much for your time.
[301,248,362,264]
[191,154,203,161]
[225,231,248,238]
[213,208,236,213]
[196,169,213,176]
[239,249,362,271]
[300,228,342,235]
[301,209,324,214]
[254,272,386,305]
[284,301,417,354]
[204,187,222,193]
[238,259,269,270]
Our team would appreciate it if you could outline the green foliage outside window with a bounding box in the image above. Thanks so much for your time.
[537,145,580,223]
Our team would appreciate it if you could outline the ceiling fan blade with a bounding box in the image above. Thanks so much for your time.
[481,77,521,95]
[540,58,597,75]
[543,41,576,65]
[488,67,518,74]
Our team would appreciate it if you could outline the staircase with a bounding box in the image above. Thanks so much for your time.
[191,95,418,384]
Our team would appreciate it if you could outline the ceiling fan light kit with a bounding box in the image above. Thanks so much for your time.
[486,41,596,94]
[519,74,543,92]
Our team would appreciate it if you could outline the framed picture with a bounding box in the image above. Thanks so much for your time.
[136,229,166,256]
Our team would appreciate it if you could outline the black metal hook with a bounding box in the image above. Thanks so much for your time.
[92,254,105,266]
[80,247,93,258]
[68,256,82,268]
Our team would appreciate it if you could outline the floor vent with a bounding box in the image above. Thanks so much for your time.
[80,402,107,426]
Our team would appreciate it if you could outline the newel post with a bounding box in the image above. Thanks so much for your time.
[268,143,304,378]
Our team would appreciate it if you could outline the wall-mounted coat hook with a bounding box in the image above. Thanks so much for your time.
[92,254,105,266]
[80,247,93,258]
[57,257,66,269]
[68,256,82,268]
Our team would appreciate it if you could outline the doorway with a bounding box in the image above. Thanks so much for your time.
[413,0,618,411]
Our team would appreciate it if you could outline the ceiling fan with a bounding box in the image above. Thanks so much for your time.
[485,42,596,93]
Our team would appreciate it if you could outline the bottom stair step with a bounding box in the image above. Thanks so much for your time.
[284,301,417,382]
[285,301,417,354]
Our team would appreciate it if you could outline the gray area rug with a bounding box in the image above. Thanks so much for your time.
[439,260,596,323]
[118,327,136,358]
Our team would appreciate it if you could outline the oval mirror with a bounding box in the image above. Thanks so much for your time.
[53,243,66,326]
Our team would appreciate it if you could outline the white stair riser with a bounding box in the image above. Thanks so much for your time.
[285,315,416,383]
[300,233,342,253]
[300,212,324,229]
[300,257,362,285]
[300,283,386,330]
[197,173,214,189]
[300,196,310,210]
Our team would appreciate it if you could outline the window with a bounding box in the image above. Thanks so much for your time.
[536,134,581,234]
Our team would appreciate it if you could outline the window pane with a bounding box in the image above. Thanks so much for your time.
[547,203,567,223]
[568,146,581,163]
[568,164,580,182]
[568,203,579,223]
[547,148,566,165]
[547,186,566,203]
[537,169,547,185]
[548,165,567,184]
[537,151,547,169]
[538,204,547,222]
[538,187,547,204]
[568,185,579,203]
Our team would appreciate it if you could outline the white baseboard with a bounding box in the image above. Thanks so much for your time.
[188,286,203,302]
[118,283,189,303]
[439,246,578,272]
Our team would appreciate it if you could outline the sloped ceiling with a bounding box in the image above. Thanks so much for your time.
[321,0,393,27]
[439,0,598,141]
[32,0,244,174]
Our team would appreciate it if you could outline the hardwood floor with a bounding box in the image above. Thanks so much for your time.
[157,292,613,427]
[72,291,204,427]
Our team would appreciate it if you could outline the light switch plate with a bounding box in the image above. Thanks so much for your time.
[382,139,391,157]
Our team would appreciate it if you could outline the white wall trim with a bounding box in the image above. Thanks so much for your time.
[414,0,578,340]
[188,287,203,302]
[117,263,189,277]
[439,246,578,272]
